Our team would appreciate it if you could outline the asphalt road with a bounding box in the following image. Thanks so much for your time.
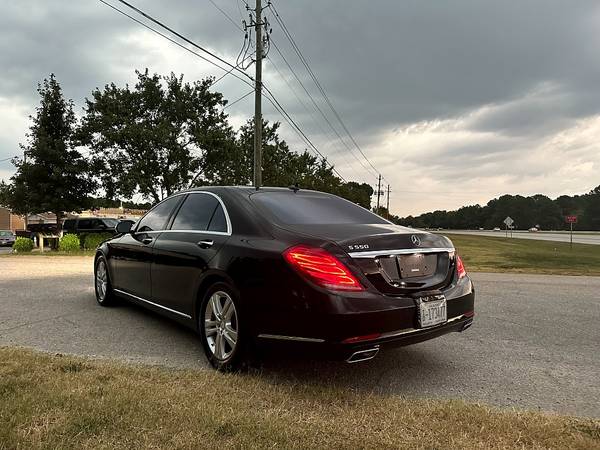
[442,229,600,245]
[1,256,598,417]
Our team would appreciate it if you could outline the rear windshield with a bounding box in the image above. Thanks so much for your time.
[102,219,119,228]
[251,192,388,225]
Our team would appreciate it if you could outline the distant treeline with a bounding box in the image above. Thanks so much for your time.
[396,186,600,231]
[90,198,152,211]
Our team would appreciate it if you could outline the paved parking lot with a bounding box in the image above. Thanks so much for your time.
[1,256,598,417]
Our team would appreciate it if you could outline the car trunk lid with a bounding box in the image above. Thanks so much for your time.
[280,223,456,295]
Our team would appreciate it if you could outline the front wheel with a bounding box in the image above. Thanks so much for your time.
[94,255,117,306]
[199,282,248,371]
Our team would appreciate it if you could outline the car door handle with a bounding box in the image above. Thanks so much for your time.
[142,237,154,245]
[197,239,214,249]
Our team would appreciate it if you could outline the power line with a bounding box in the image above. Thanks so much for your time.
[0,156,16,163]
[99,0,348,182]
[207,0,243,31]
[112,0,252,82]
[224,89,254,109]
[204,0,347,181]
[262,87,347,182]
[270,2,386,183]
[268,38,375,179]
[266,55,363,181]
[99,0,254,89]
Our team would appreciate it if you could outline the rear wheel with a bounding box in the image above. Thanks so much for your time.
[94,255,117,306]
[199,282,248,371]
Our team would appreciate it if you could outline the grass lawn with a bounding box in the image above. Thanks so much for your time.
[443,233,600,276]
[0,348,598,450]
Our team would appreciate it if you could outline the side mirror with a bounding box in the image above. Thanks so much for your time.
[116,220,134,234]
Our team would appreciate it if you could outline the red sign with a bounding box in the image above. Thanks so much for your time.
[565,215,578,223]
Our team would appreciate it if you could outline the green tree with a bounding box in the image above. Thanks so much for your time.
[581,186,600,230]
[78,70,235,203]
[4,74,95,230]
[0,180,10,207]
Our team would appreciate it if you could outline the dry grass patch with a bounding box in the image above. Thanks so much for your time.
[0,347,598,449]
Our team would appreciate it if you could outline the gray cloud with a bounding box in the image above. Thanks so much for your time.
[1,1,599,215]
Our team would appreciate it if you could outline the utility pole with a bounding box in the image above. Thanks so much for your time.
[253,0,263,188]
[386,184,390,219]
[376,174,382,212]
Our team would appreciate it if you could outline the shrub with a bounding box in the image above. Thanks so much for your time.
[83,232,113,250]
[12,237,34,253]
[59,234,80,253]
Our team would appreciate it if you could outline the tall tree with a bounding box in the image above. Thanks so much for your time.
[78,70,235,203]
[5,74,95,231]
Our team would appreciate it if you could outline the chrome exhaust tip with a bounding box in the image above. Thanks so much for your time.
[461,319,473,332]
[346,346,379,363]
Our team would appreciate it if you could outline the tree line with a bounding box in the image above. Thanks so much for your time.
[395,190,600,231]
[0,71,373,230]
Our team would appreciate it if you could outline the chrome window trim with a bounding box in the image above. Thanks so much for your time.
[142,229,230,237]
[134,190,232,236]
[348,247,455,258]
[114,288,192,319]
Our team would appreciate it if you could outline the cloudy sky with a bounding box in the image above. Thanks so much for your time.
[1,1,599,216]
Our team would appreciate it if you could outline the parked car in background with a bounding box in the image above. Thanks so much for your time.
[94,187,475,371]
[528,227,539,232]
[0,230,16,247]
[63,217,120,235]
[492,227,501,231]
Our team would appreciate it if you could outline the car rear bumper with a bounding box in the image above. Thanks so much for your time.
[258,312,473,361]
[254,276,475,360]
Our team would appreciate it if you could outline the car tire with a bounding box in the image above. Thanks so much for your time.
[94,255,117,306]
[199,282,249,372]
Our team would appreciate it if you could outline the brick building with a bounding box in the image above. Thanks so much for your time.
[0,207,25,232]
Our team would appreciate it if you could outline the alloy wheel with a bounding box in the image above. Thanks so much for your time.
[204,291,238,360]
[96,259,108,302]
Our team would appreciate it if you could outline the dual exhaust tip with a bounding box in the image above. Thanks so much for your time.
[346,319,473,363]
[346,346,379,363]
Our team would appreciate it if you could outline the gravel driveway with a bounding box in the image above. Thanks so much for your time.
[1,255,598,417]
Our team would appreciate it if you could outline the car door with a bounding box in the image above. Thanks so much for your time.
[151,192,231,317]
[110,195,183,300]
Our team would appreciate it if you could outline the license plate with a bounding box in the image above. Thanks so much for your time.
[418,296,447,328]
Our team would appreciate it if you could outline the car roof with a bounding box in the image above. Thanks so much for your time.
[180,186,329,197]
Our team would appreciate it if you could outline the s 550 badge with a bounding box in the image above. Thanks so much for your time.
[348,244,370,250]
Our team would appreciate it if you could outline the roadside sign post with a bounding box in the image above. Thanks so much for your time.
[565,215,577,249]
[503,216,514,238]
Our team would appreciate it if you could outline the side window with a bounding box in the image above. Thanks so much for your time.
[171,193,219,231]
[208,204,227,233]
[136,196,182,232]
[78,219,93,230]
[63,219,75,231]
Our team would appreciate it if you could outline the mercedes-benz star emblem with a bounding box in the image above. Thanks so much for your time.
[411,235,421,246]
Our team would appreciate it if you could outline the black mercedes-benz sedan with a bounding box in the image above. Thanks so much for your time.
[94,187,474,370]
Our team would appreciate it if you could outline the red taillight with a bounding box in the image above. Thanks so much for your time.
[456,255,467,279]
[283,245,364,291]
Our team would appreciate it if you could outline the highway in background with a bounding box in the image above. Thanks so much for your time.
[439,230,600,245]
